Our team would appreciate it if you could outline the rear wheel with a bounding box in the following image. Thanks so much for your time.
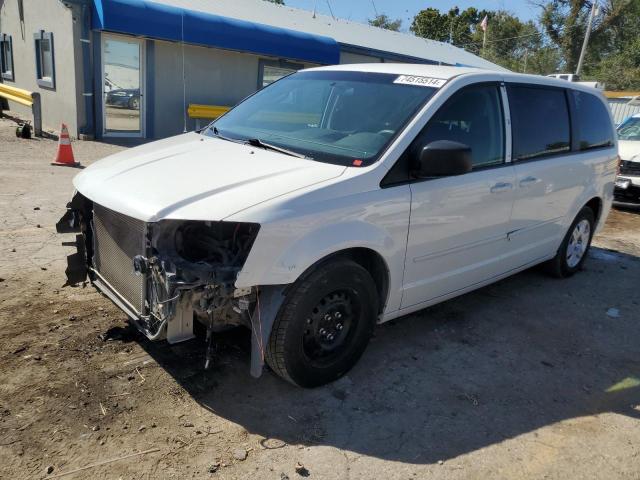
[545,206,595,278]
[266,258,378,388]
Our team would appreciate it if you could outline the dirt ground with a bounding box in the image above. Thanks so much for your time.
[1,114,640,480]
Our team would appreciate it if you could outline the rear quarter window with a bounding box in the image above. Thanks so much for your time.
[507,85,571,161]
[572,90,615,150]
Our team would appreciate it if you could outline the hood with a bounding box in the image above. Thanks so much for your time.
[73,133,346,221]
[618,140,640,162]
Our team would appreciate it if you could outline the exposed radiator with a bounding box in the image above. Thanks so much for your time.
[92,203,147,314]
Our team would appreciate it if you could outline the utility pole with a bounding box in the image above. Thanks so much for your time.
[576,0,598,76]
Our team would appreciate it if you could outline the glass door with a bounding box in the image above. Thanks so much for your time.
[102,35,144,137]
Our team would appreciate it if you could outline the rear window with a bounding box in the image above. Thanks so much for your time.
[507,85,571,161]
[572,90,614,150]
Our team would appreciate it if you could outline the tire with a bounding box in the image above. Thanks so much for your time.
[129,97,140,110]
[545,206,595,278]
[265,258,378,388]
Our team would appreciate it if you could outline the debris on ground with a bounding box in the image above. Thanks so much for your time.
[295,462,310,477]
[233,448,248,461]
[208,461,221,473]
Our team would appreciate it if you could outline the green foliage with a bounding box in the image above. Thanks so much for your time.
[263,0,285,4]
[411,7,488,46]
[368,14,402,31]
[408,1,640,89]
[540,0,640,89]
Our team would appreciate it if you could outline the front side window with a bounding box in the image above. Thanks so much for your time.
[208,71,438,166]
[34,31,55,88]
[408,84,505,169]
[572,90,614,150]
[618,116,640,141]
[508,85,570,161]
[0,34,14,81]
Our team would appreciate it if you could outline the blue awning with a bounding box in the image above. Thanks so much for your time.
[92,0,340,65]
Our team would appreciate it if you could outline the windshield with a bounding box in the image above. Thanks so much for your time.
[618,117,640,141]
[205,71,438,166]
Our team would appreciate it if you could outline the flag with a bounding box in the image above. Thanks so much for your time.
[480,15,488,32]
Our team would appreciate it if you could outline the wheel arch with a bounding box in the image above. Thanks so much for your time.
[584,196,603,224]
[285,247,390,316]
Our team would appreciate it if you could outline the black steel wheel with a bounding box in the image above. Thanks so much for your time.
[266,258,378,388]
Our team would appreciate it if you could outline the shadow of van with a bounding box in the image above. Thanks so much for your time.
[137,246,640,465]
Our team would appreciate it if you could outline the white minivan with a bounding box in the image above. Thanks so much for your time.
[58,64,618,387]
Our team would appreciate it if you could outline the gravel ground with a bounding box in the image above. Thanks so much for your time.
[1,115,640,479]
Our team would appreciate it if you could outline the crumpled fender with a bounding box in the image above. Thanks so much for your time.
[237,219,396,289]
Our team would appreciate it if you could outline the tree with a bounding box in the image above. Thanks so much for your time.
[470,11,556,74]
[534,0,640,88]
[368,14,402,31]
[263,0,284,4]
[410,7,558,75]
[411,7,487,46]
[538,0,630,73]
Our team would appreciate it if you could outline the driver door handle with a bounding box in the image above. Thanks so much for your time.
[490,182,513,193]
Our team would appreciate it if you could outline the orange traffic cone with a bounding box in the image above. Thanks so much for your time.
[51,124,80,167]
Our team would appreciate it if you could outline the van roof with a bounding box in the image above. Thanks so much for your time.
[306,63,607,94]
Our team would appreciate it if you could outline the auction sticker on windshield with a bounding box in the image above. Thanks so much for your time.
[394,75,447,88]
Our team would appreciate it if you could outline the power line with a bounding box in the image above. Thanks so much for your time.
[325,0,335,20]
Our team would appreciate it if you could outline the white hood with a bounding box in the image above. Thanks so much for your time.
[73,133,346,221]
[618,140,640,162]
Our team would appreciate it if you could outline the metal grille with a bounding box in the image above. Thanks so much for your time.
[92,204,146,314]
[620,160,640,176]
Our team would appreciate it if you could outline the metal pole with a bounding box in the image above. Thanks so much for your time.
[31,92,42,137]
[576,1,597,76]
[482,26,487,56]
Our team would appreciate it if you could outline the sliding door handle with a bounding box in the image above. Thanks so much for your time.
[490,182,513,193]
[519,176,538,187]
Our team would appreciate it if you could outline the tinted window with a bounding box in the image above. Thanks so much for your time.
[410,84,505,169]
[508,86,570,160]
[572,91,614,149]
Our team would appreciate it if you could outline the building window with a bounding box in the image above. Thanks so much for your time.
[0,34,14,81]
[258,59,303,89]
[34,31,55,89]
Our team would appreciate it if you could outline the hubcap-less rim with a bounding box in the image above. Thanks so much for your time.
[566,219,591,268]
[302,290,359,367]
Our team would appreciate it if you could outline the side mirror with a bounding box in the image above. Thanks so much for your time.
[414,140,473,178]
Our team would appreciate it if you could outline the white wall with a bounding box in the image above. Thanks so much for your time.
[0,0,79,135]
[151,40,318,138]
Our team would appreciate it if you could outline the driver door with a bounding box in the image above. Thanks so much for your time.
[400,83,516,308]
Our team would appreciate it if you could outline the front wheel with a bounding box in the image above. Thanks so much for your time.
[545,206,595,278]
[265,258,378,388]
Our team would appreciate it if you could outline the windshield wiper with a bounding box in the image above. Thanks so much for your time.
[246,138,308,159]
[209,126,245,145]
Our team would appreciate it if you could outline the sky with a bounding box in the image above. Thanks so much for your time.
[284,0,537,31]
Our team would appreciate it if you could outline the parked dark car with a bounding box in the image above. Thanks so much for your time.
[105,89,140,110]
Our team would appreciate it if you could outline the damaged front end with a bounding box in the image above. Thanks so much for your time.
[57,193,284,377]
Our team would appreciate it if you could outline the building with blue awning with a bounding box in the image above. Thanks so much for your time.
[0,0,503,139]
